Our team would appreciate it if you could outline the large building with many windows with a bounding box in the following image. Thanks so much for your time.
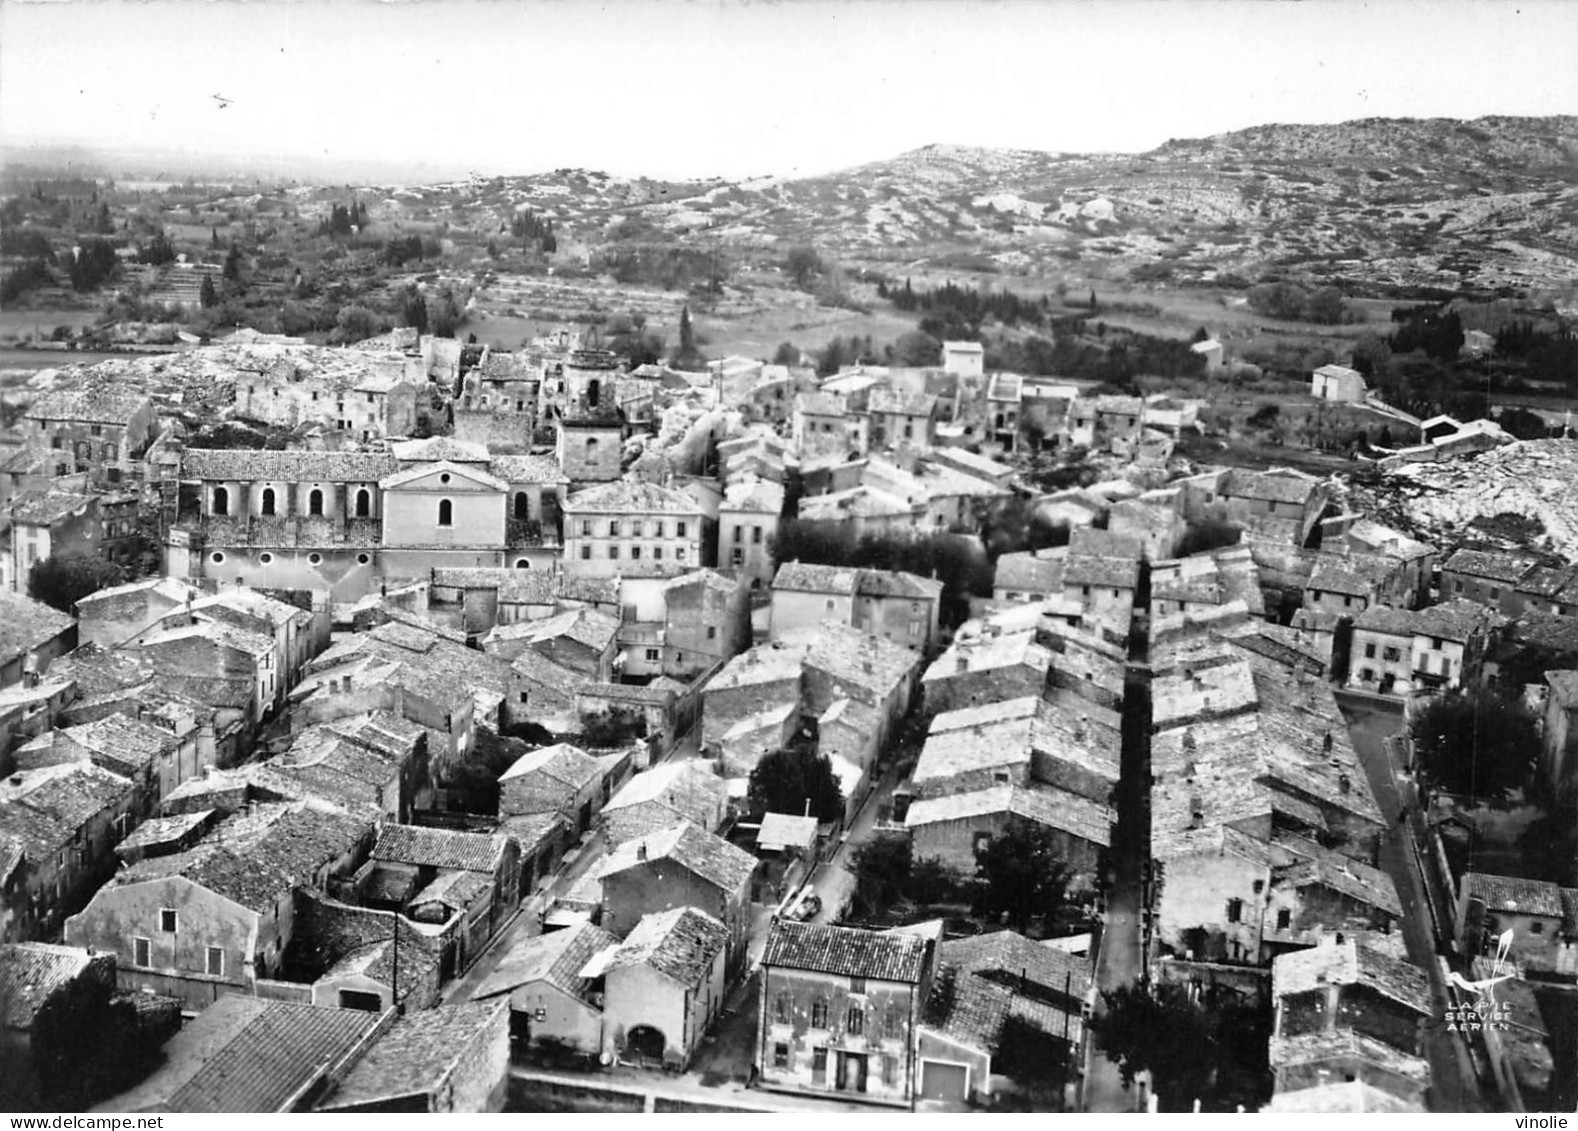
[561,481,703,579]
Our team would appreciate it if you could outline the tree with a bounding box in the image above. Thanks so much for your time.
[772,341,800,366]
[845,834,912,920]
[1174,517,1241,558]
[784,245,825,289]
[28,551,126,613]
[891,329,941,367]
[1089,983,1272,1112]
[199,273,218,309]
[748,746,844,823]
[974,823,1071,930]
[1410,690,1536,804]
[580,706,647,748]
[671,303,705,369]
[222,242,242,283]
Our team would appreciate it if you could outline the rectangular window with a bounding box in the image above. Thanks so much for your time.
[609,545,619,559]
[1490,587,1500,599]
[812,1000,828,1028]
[846,1006,864,1036]
[580,545,592,560]
[631,546,642,560]
[775,993,791,1024]
[1364,643,1376,659]
[707,625,717,640]
[582,520,593,536]
[774,1042,791,1069]
[753,526,763,544]
[734,526,743,543]
[133,936,150,967]
[654,546,663,560]
[909,621,921,637]
[1432,637,1443,651]
[1382,646,1400,662]
[160,908,178,933]
[850,976,866,994]
[646,648,660,661]
[655,523,665,538]
[1276,909,1291,931]
[812,1046,828,1083]
[677,521,688,538]
[609,521,620,537]
[206,946,225,976]
[1226,898,1243,923]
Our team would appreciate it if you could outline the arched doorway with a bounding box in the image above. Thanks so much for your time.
[625,1025,665,1062]
[261,487,276,516]
[308,488,324,517]
[586,378,601,408]
[514,492,530,521]
[213,486,230,516]
[355,488,371,518]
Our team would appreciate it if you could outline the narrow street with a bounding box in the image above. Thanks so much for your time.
[1083,578,1154,1112]
[1339,694,1487,1113]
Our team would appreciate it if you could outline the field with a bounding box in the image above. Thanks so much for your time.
[0,307,103,341]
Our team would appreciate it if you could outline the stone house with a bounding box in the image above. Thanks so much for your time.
[481,606,619,680]
[498,742,608,836]
[701,639,808,753]
[942,341,984,380]
[6,489,103,592]
[661,568,751,681]
[1439,548,1540,618]
[757,920,935,1107]
[920,628,1051,718]
[1262,836,1403,960]
[562,481,704,579]
[22,388,154,484]
[1320,517,1436,610]
[64,802,371,1009]
[1310,364,1368,403]
[1270,933,1432,1069]
[0,942,119,1106]
[1455,872,1578,978]
[792,392,857,459]
[1,762,139,942]
[597,821,757,973]
[770,562,859,640]
[1346,599,1501,698]
[367,823,520,953]
[905,785,1112,888]
[1214,468,1327,548]
[1303,552,1411,617]
[316,1000,511,1113]
[0,589,77,688]
[1151,824,1274,964]
[717,702,800,780]
[602,906,729,1070]
[471,921,618,1056]
[601,758,728,847]
[866,387,938,451]
[992,551,1064,604]
[719,477,784,590]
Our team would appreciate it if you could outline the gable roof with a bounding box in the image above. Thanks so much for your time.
[499,742,602,788]
[772,561,859,595]
[605,906,728,987]
[182,449,398,483]
[905,784,1114,847]
[371,823,507,874]
[98,996,384,1113]
[562,480,701,515]
[0,589,76,663]
[598,821,757,893]
[318,1001,508,1111]
[473,921,618,1003]
[0,942,106,1028]
[762,920,932,983]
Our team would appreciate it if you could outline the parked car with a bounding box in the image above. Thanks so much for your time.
[787,893,822,921]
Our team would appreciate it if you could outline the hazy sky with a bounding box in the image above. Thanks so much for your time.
[3,0,1575,181]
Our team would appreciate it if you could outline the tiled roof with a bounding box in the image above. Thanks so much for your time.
[58,713,174,777]
[1462,872,1566,918]
[794,391,846,418]
[116,810,214,855]
[183,449,398,482]
[598,820,757,893]
[1442,547,1538,584]
[390,437,490,463]
[0,762,133,859]
[1267,1027,1431,1082]
[473,921,618,1002]
[563,480,701,515]
[772,561,859,595]
[913,710,1036,785]
[604,760,726,824]
[868,387,937,417]
[505,607,619,655]
[489,453,568,484]
[762,920,932,983]
[721,477,784,514]
[509,648,590,695]
[372,823,507,874]
[905,784,1114,847]
[8,488,95,528]
[26,388,149,425]
[856,569,942,600]
[0,589,76,665]
[923,629,1050,682]
[994,552,1063,593]
[789,622,922,698]
[102,996,385,1113]
[499,742,602,788]
[1061,553,1140,590]
[606,906,728,987]
[1307,553,1396,596]
[1220,468,1320,505]
[708,639,808,691]
[1273,836,1403,918]
[0,942,104,1027]
[1262,1081,1423,1113]
[1272,935,1431,1015]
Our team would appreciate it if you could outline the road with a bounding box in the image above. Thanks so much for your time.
[1083,589,1154,1112]
[1339,694,1487,1113]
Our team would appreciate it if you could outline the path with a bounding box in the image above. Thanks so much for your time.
[1339,694,1486,1113]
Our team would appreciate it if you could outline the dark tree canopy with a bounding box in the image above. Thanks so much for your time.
[1410,689,1536,803]
[28,551,126,613]
[845,834,913,921]
[974,823,1072,930]
[748,746,844,823]
[580,706,648,749]
[1090,983,1272,1112]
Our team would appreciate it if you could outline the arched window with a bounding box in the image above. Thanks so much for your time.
[355,488,371,518]
[514,492,530,522]
[261,487,276,516]
[213,486,230,516]
[515,558,530,569]
[308,488,324,517]
[586,378,601,408]
[438,498,453,527]
[585,436,599,453]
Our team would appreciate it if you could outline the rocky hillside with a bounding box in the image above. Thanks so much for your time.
[381,115,1578,297]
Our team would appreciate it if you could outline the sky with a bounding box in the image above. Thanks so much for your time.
[2,0,1576,182]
